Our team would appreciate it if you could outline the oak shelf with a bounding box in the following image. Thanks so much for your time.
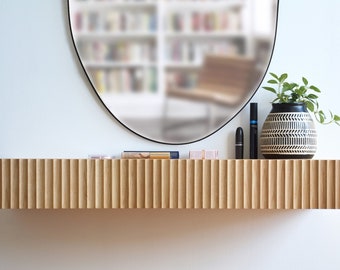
[0,159,339,209]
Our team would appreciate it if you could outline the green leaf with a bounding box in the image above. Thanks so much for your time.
[263,86,277,94]
[306,101,314,112]
[279,73,288,83]
[291,93,299,102]
[290,83,298,89]
[319,110,325,116]
[281,84,290,92]
[307,94,318,99]
[296,86,306,96]
[302,77,308,85]
[269,72,279,80]
[310,85,321,93]
[315,111,325,124]
[319,113,325,123]
[280,94,289,102]
[267,79,278,84]
[282,82,296,91]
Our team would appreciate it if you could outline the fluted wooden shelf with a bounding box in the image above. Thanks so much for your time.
[0,159,339,209]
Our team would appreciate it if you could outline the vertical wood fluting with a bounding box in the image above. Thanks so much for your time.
[120,159,128,209]
[260,160,268,209]
[36,159,45,209]
[227,160,235,209]
[276,160,285,209]
[235,160,243,209]
[145,159,153,209]
[268,160,277,209]
[95,159,104,209]
[0,159,339,209]
[112,159,120,208]
[203,159,211,209]
[61,159,70,209]
[0,160,1,208]
[137,159,145,209]
[243,160,252,209]
[19,159,27,209]
[178,159,186,209]
[211,160,219,209]
[86,159,95,209]
[285,160,293,209]
[336,160,340,209]
[78,159,87,209]
[45,159,53,209]
[70,159,78,209]
[103,159,111,208]
[319,160,327,208]
[161,159,170,209]
[28,159,37,209]
[327,160,335,209]
[293,160,302,209]
[53,159,61,209]
[153,160,161,208]
[169,160,178,209]
[301,160,310,209]
[10,159,19,209]
[219,160,227,209]
[252,159,260,209]
[128,159,137,208]
[2,160,10,208]
[194,160,202,209]
[310,160,318,208]
[186,160,194,209]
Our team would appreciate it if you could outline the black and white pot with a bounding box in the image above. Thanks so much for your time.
[260,103,317,159]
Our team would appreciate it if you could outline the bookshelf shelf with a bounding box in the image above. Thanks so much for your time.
[165,62,201,69]
[75,32,157,39]
[1,159,339,210]
[77,2,157,9]
[164,32,245,38]
[164,0,244,12]
[84,61,157,68]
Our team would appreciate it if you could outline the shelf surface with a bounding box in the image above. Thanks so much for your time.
[1,159,339,209]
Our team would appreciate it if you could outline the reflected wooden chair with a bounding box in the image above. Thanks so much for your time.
[162,54,256,139]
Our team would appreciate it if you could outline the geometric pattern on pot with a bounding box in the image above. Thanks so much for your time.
[260,112,317,158]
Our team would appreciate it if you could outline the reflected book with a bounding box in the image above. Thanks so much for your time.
[121,151,179,159]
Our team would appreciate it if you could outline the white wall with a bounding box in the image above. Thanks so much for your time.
[1,1,340,269]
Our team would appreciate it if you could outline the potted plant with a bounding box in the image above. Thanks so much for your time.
[260,72,340,159]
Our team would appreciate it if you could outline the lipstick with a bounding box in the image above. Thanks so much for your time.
[235,127,244,159]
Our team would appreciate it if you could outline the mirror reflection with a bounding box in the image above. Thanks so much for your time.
[68,0,278,144]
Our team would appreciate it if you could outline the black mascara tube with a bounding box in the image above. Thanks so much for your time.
[235,127,244,159]
[250,103,258,159]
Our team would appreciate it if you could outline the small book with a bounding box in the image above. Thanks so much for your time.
[121,151,179,159]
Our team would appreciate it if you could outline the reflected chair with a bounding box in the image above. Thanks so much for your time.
[162,54,256,140]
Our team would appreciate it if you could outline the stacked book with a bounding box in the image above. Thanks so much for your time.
[121,151,180,159]
[90,67,157,93]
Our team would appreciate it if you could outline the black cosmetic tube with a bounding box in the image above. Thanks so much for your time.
[250,103,258,159]
[235,127,244,159]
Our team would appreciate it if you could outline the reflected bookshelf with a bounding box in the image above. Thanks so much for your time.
[70,0,274,117]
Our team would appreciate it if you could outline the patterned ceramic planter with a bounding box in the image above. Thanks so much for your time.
[260,103,317,159]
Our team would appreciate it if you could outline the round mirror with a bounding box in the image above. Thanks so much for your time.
[68,0,278,144]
